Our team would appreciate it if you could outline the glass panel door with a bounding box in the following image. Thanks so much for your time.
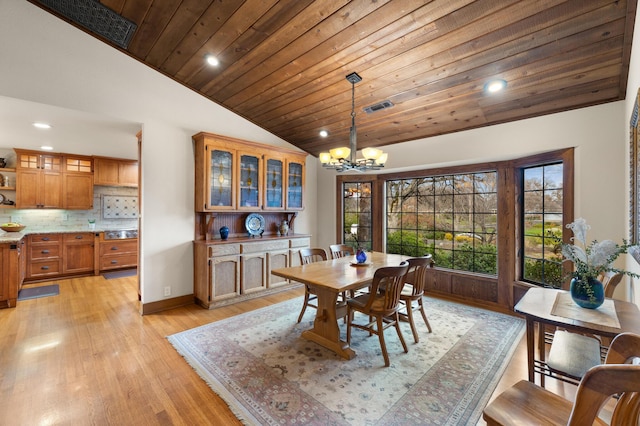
[265,158,283,209]
[287,161,303,210]
[210,149,233,208]
[239,153,260,209]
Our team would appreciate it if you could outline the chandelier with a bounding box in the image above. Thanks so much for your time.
[319,72,387,172]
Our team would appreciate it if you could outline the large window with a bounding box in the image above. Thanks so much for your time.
[342,181,373,251]
[386,172,498,274]
[522,163,564,287]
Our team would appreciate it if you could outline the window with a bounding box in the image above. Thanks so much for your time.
[386,172,498,274]
[342,181,373,250]
[522,163,564,287]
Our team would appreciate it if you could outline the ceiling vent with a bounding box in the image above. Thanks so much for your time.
[364,100,394,114]
[37,0,137,49]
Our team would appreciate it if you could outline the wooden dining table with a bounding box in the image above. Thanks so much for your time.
[271,251,408,360]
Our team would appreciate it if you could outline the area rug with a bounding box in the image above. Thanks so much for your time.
[168,296,525,425]
[17,284,59,301]
[103,269,137,280]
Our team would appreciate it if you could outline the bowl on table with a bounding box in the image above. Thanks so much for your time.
[1,223,26,232]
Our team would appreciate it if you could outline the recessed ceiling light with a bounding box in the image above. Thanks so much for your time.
[205,55,219,67]
[33,122,51,129]
[319,130,328,138]
[485,79,507,93]
[40,146,54,151]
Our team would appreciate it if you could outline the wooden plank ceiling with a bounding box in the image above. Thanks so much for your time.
[30,0,637,158]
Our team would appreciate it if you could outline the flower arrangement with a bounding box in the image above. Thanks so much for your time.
[562,218,639,283]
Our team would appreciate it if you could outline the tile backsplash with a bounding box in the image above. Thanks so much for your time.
[0,186,138,230]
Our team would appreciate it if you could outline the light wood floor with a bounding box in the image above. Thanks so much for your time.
[0,275,581,425]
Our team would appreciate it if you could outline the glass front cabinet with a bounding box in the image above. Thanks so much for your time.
[193,132,306,212]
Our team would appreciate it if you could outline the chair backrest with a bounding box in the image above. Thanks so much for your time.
[568,332,640,425]
[597,271,624,298]
[329,244,355,259]
[364,263,410,315]
[405,254,434,296]
[299,248,327,265]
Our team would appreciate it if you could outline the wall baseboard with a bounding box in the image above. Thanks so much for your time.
[141,294,193,315]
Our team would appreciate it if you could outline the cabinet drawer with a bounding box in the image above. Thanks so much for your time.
[100,240,138,256]
[63,233,94,243]
[209,244,240,257]
[241,240,289,254]
[100,253,138,270]
[290,237,310,248]
[28,260,62,277]
[29,245,61,260]
[29,234,61,244]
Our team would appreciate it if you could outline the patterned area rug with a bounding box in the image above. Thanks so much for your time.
[168,296,524,425]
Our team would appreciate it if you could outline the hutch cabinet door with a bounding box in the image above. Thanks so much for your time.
[207,146,235,210]
[264,157,284,210]
[286,159,305,210]
[237,152,261,210]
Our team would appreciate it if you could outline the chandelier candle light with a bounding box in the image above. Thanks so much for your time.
[319,72,388,172]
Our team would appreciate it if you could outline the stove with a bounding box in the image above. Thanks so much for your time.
[103,229,138,240]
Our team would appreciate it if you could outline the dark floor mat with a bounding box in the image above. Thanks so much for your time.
[103,269,137,280]
[18,284,59,301]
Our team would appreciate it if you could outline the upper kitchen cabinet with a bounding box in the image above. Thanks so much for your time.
[94,156,138,187]
[193,132,307,213]
[15,149,63,209]
[63,154,93,210]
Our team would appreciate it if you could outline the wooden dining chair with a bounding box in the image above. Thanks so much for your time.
[398,254,434,343]
[599,271,624,298]
[296,248,327,323]
[483,332,640,426]
[346,263,410,367]
[329,244,355,259]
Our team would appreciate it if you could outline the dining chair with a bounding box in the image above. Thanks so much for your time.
[329,244,355,259]
[482,332,640,426]
[398,254,434,343]
[346,263,410,367]
[296,248,328,323]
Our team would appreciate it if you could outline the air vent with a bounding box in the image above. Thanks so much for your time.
[364,100,394,114]
[37,0,137,49]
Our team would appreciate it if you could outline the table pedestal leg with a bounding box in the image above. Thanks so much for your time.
[301,286,356,360]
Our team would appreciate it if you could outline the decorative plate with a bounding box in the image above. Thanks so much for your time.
[0,193,4,204]
[245,213,265,236]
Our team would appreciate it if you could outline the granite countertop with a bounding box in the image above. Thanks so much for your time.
[0,225,138,244]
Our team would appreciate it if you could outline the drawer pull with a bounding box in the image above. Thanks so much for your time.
[41,266,49,270]
[42,237,50,241]
[75,235,83,239]
[41,250,50,254]
[111,260,118,264]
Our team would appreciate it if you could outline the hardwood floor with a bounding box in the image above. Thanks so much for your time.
[0,275,582,425]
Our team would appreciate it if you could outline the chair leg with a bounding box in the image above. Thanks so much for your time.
[418,298,432,333]
[376,316,390,367]
[394,312,408,354]
[405,302,419,343]
[297,287,311,323]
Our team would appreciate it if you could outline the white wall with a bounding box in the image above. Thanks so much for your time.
[0,0,315,306]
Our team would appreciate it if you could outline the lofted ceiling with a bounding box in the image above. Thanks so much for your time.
[28,0,638,158]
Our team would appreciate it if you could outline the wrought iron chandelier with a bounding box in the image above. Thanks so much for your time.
[319,72,387,172]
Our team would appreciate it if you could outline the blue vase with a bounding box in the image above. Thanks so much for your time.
[570,277,605,309]
[356,248,367,264]
[219,226,229,240]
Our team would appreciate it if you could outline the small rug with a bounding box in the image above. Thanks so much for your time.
[18,284,59,301]
[168,296,524,425]
[103,269,137,280]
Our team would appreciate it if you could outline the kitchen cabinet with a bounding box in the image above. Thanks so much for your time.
[98,235,138,271]
[193,236,309,309]
[94,157,138,187]
[15,150,63,209]
[0,239,25,308]
[193,132,307,212]
[27,233,63,280]
[63,155,93,210]
[62,233,94,274]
